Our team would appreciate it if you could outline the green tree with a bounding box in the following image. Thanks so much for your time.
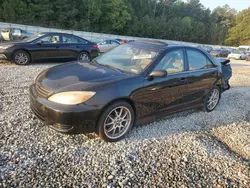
[225,7,250,46]
[0,0,247,46]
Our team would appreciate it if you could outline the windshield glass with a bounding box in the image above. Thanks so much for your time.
[93,44,159,74]
[23,33,45,42]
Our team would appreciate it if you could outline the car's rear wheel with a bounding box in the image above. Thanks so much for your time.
[203,86,221,112]
[13,50,31,65]
[78,52,90,61]
[97,101,135,142]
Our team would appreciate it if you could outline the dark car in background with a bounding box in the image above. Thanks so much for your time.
[210,49,230,57]
[0,32,99,65]
[115,39,127,44]
[197,45,214,53]
[30,40,232,142]
[0,28,33,41]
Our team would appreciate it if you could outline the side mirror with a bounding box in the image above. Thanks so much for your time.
[148,70,167,80]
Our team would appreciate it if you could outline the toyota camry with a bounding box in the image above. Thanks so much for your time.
[30,40,232,142]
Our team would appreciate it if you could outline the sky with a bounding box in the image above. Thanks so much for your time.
[199,0,250,11]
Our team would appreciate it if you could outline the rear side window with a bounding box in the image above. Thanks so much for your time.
[187,50,214,70]
[111,40,119,45]
[101,40,111,45]
[62,35,88,44]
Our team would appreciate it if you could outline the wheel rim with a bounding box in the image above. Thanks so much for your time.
[104,106,132,139]
[207,89,220,110]
[15,52,28,64]
[79,53,89,61]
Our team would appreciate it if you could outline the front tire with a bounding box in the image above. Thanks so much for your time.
[203,86,221,112]
[13,50,31,65]
[97,101,135,142]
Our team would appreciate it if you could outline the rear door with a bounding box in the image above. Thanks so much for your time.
[184,48,219,104]
[141,48,189,118]
[58,34,90,60]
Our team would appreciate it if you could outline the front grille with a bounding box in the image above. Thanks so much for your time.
[31,104,45,121]
[36,84,52,98]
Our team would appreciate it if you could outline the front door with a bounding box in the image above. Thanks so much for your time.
[139,49,189,119]
[30,35,61,61]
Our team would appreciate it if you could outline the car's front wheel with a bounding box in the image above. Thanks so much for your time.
[97,101,135,142]
[13,50,31,65]
[203,86,221,112]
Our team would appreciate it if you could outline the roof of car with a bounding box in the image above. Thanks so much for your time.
[39,32,74,35]
[133,40,200,51]
[135,40,168,47]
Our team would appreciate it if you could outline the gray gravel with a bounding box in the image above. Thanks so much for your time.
[0,61,250,187]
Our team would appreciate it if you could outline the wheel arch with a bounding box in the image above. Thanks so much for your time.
[95,97,136,128]
[78,50,91,60]
[12,49,32,61]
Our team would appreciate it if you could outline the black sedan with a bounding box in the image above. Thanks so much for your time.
[0,32,99,65]
[30,41,232,142]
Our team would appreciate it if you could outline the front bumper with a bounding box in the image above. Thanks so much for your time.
[29,84,100,133]
[0,49,12,60]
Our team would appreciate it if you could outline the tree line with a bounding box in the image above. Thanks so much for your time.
[0,0,249,46]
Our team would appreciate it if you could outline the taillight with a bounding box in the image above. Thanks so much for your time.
[93,44,98,49]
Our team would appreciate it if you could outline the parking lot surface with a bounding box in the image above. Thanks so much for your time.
[0,60,250,187]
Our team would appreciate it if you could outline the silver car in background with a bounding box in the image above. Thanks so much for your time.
[227,49,247,60]
[98,39,121,53]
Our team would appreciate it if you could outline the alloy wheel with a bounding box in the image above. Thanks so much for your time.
[207,89,220,110]
[15,52,28,65]
[104,106,132,139]
[79,53,89,61]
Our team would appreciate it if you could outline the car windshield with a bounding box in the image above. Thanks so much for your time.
[93,44,159,74]
[23,33,45,42]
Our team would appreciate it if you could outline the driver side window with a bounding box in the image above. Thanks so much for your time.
[40,35,60,44]
[154,49,184,74]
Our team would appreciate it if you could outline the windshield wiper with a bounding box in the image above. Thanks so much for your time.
[92,60,125,73]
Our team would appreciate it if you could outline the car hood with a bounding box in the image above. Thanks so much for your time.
[37,61,130,91]
[0,41,27,45]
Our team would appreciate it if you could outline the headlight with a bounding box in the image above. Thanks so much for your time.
[0,44,14,49]
[48,91,96,105]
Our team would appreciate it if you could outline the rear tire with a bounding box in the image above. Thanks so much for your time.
[97,101,135,142]
[78,51,90,61]
[202,86,221,112]
[12,50,31,65]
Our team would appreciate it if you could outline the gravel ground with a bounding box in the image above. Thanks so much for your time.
[0,60,250,187]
